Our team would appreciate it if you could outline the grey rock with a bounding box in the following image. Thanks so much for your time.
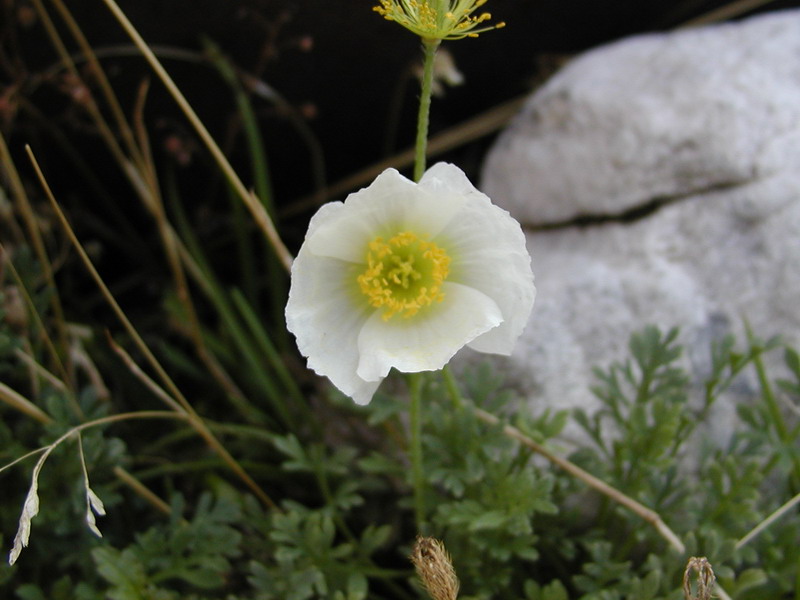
[484,11,800,226]
[477,11,800,435]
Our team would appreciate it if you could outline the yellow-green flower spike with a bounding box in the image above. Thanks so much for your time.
[373,0,505,41]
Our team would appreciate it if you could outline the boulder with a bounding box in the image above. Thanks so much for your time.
[478,10,800,434]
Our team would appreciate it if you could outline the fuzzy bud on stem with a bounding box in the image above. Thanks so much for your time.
[683,556,716,600]
[410,536,460,600]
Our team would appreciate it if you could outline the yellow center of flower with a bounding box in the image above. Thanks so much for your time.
[358,231,451,320]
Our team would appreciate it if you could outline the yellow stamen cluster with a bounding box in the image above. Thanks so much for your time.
[373,0,505,41]
[358,231,450,320]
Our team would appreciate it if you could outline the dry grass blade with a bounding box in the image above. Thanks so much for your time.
[42,0,143,166]
[285,96,526,217]
[24,146,191,415]
[0,381,52,425]
[0,133,71,381]
[27,0,133,174]
[24,145,277,510]
[13,348,68,394]
[105,333,278,510]
[112,466,174,517]
[471,406,686,554]
[735,490,800,550]
[97,0,293,272]
[105,333,185,414]
[678,0,779,28]
[127,78,247,403]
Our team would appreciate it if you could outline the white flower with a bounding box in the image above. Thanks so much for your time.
[285,163,535,405]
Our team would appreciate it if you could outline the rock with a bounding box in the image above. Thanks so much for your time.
[477,10,800,435]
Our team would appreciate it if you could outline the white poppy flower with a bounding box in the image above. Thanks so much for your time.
[285,163,535,405]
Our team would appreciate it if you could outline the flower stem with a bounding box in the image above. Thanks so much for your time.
[407,37,440,534]
[408,373,426,532]
[414,38,441,182]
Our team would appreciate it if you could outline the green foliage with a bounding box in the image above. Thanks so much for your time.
[417,368,561,598]
[247,505,374,600]
[575,327,689,497]
[4,308,800,599]
[525,578,570,600]
[92,493,242,599]
[568,327,799,600]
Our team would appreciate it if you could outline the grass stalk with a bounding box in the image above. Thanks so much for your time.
[112,466,174,517]
[164,172,294,426]
[0,133,72,385]
[203,38,288,344]
[735,489,800,550]
[129,78,255,415]
[229,289,310,410]
[471,404,686,552]
[106,332,277,510]
[748,333,800,487]
[43,0,144,167]
[26,146,277,510]
[28,0,134,177]
[97,0,293,272]
[0,381,53,425]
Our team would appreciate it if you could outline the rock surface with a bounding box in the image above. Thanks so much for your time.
[477,10,800,434]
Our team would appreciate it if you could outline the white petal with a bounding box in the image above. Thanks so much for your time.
[418,162,478,197]
[306,168,465,263]
[433,177,536,355]
[286,249,380,404]
[356,282,503,381]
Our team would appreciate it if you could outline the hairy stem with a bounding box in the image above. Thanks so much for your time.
[414,38,441,182]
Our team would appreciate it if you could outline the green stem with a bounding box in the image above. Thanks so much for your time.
[753,348,800,487]
[442,365,463,410]
[405,37,441,535]
[414,38,440,182]
[408,373,426,532]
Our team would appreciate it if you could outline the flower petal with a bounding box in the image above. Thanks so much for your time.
[418,162,477,197]
[429,164,536,355]
[286,250,380,405]
[307,168,465,263]
[356,282,503,381]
